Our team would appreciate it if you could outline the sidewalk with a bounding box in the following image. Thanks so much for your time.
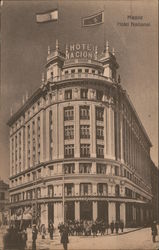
[25,227,144,250]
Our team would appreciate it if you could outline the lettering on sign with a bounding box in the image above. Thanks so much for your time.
[66,43,97,60]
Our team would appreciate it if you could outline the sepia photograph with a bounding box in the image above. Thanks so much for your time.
[0,0,158,249]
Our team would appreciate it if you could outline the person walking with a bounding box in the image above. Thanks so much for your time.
[110,221,115,234]
[48,221,54,240]
[151,221,158,242]
[115,221,119,234]
[61,225,69,250]
[119,220,124,233]
[32,224,38,250]
[41,224,46,239]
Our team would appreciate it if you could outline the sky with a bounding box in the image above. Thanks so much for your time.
[0,0,158,183]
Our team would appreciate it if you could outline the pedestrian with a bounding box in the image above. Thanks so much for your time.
[115,221,119,234]
[110,221,115,234]
[32,224,38,250]
[119,220,124,232]
[21,228,28,249]
[49,221,54,240]
[41,224,46,239]
[151,221,158,242]
[61,225,69,250]
[105,222,109,235]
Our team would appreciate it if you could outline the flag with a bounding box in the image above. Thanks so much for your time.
[82,11,104,27]
[36,9,58,23]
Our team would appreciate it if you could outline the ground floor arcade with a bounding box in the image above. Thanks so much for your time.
[10,199,152,228]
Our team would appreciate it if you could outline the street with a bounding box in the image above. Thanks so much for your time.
[0,227,159,250]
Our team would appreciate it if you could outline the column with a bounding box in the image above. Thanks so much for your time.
[41,203,48,227]
[75,162,79,174]
[30,121,33,167]
[106,164,112,175]
[75,201,80,220]
[21,126,25,172]
[35,118,38,164]
[93,201,97,221]
[58,104,64,158]
[74,104,80,157]
[132,204,136,222]
[110,107,115,159]
[120,203,126,225]
[40,110,45,162]
[90,104,96,157]
[53,105,58,159]
[9,138,12,177]
[108,202,116,223]
[54,202,58,228]
[92,183,97,195]
[58,202,63,223]
[120,113,124,162]
[91,162,96,174]
[104,107,108,158]
[45,109,50,161]
[17,133,19,174]
[75,183,80,196]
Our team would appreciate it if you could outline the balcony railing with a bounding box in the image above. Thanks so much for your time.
[48,72,112,83]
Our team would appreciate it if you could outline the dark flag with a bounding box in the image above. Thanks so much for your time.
[82,11,104,27]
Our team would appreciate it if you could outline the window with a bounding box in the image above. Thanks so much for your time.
[85,69,89,74]
[80,144,90,157]
[0,192,5,200]
[96,107,104,121]
[80,89,88,99]
[92,69,95,74]
[80,183,92,196]
[80,125,90,139]
[97,183,108,195]
[64,125,74,140]
[96,90,103,101]
[96,126,104,139]
[48,185,53,198]
[78,69,82,74]
[96,144,104,158]
[115,166,119,176]
[37,188,41,198]
[64,163,75,174]
[65,184,74,196]
[64,144,74,158]
[65,70,68,75]
[64,106,74,121]
[80,106,90,119]
[115,185,120,196]
[79,163,91,173]
[65,89,72,100]
[125,188,132,198]
[96,164,106,174]
[71,69,75,74]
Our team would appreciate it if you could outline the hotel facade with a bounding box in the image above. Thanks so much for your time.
[8,41,153,228]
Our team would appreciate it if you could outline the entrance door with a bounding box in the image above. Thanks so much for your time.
[48,203,54,224]
[80,201,92,220]
[116,202,120,222]
[97,201,108,223]
[65,201,75,221]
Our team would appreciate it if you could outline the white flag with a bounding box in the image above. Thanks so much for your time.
[36,9,58,23]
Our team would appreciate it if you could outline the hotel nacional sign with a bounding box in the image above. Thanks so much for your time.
[66,43,97,60]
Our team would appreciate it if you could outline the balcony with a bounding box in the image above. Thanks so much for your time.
[48,72,112,83]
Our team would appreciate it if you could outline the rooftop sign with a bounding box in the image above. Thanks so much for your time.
[66,43,97,60]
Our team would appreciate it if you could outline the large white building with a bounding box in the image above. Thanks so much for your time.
[7,40,153,228]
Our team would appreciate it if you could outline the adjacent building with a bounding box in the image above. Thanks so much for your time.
[7,40,153,228]
[0,179,9,225]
